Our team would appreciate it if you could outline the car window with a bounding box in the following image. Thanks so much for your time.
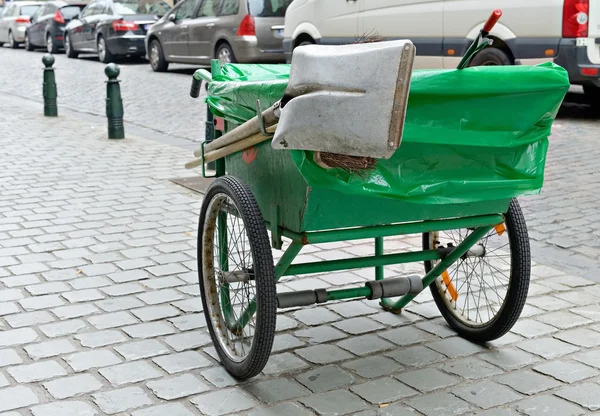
[60,5,83,19]
[31,6,44,20]
[174,0,199,20]
[20,5,41,16]
[80,2,96,17]
[94,2,107,14]
[46,4,58,15]
[196,0,218,17]
[113,0,170,16]
[248,0,292,17]
[218,0,237,16]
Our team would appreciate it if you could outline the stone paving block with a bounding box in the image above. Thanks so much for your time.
[131,305,181,322]
[299,389,367,415]
[262,352,310,376]
[1,274,40,288]
[351,377,417,404]
[40,319,87,338]
[517,337,580,359]
[5,311,55,328]
[65,349,123,372]
[557,291,600,306]
[295,344,354,365]
[380,326,436,347]
[43,374,104,399]
[51,303,100,319]
[247,402,315,416]
[333,317,384,335]
[0,349,23,367]
[8,262,48,276]
[495,370,562,395]
[201,366,242,388]
[295,365,355,393]
[336,334,395,356]
[115,258,156,271]
[406,392,473,416]
[142,276,186,290]
[0,302,19,316]
[62,289,105,303]
[535,311,592,329]
[152,351,211,374]
[191,388,258,416]
[246,378,311,404]
[510,319,558,338]
[25,282,70,296]
[294,325,348,344]
[479,348,540,371]
[69,276,112,290]
[87,311,138,329]
[406,301,442,319]
[99,360,163,386]
[343,356,402,379]
[137,288,184,305]
[8,360,67,383]
[169,314,206,331]
[132,403,197,416]
[43,269,80,282]
[114,339,170,361]
[414,320,456,338]
[533,360,599,383]
[147,373,210,400]
[30,400,98,416]
[96,296,145,312]
[0,386,40,412]
[396,368,459,393]
[75,330,127,348]
[570,304,600,322]
[25,339,77,360]
[0,373,8,387]
[572,349,600,370]
[164,330,211,351]
[93,386,154,415]
[386,346,445,368]
[327,302,378,318]
[0,290,26,303]
[171,298,202,313]
[555,382,600,411]
[147,264,189,277]
[527,296,575,312]
[19,294,65,311]
[514,395,585,416]
[453,380,522,409]
[440,358,503,380]
[426,337,486,358]
[548,275,595,288]
[123,322,176,339]
[272,334,306,353]
[0,327,39,347]
[555,328,600,348]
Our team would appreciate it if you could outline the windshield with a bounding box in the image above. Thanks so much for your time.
[60,5,83,18]
[113,0,170,16]
[20,5,40,16]
[248,0,293,17]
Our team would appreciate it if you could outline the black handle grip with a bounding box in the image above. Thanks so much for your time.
[190,78,202,98]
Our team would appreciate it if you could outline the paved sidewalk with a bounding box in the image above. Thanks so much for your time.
[2,94,600,416]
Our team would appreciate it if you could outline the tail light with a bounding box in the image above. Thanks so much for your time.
[15,16,30,23]
[563,0,589,38]
[54,10,65,24]
[236,14,255,36]
[112,20,139,31]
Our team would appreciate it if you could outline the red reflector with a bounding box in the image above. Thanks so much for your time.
[236,14,255,36]
[214,117,225,131]
[15,16,30,23]
[112,20,139,31]
[582,67,599,76]
[55,35,64,40]
[54,10,65,24]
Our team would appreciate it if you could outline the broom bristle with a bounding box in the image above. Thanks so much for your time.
[318,152,377,175]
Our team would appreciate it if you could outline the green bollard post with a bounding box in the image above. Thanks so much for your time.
[104,63,125,140]
[42,54,58,117]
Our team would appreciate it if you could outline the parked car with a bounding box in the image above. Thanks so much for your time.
[64,0,170,62]
[283,0,600,102]
[25,1,89,53]
[0,1,42,48]
[145,0,293,72]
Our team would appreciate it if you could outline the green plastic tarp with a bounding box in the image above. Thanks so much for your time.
[205,60,569,204]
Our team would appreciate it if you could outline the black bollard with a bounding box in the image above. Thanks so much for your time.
[42,54,58,117]
[105,63,125,139]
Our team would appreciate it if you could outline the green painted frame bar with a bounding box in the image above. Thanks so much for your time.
[279,214,504,244]
[283,250,441,276]
[381,224,494,313]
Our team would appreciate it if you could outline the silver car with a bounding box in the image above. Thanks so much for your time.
[145,0,292,72]
[0,1,43,48]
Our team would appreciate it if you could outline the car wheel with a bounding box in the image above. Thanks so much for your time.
[47,34,58,54]
[64,33,78,58]
[97,35,114,63]
[25,33,34,51]
[8,31,18,49]
[467,48,512,67]
[149,39,168,72]
[216,42,236,65]
[583,85,600,108]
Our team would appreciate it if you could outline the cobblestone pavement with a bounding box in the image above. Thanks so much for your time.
[2,88,600,416]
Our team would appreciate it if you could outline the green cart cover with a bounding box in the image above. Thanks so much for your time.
[205,60,569,205]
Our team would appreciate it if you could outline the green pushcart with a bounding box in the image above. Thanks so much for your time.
[187,15,569,380]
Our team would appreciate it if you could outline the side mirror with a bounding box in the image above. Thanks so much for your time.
[168,13,175,22]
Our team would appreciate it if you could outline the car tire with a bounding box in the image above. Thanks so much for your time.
[8,31,18,49]
[216,42,236,65]
[583,85,600,108]
[47,34,58,54]
[25,33,34,51]
[97,35,114,63]
[468,47,512,67]
[65,33,78,58]
[149,39,168,72]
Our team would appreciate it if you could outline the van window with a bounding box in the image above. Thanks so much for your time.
[219,0,238,16]
[248,0,292,17]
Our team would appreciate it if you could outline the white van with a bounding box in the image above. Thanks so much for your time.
[282,0,600,101]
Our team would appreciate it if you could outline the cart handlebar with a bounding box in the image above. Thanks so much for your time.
[483,9,502,34]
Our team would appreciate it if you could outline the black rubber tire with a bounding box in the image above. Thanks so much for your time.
[584,85,600,108]
[8,31,18,49]
[47,34,58,54]
[24,33,34,51]
[97,35,114,63]
[468,47,512,67]
[216,42,236,64]
[65,33,78,58]
[423,198,530,342]
[149,39,168,72]
[198,176,276,380]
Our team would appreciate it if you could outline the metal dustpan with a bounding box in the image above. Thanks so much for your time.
[272,40,416,159]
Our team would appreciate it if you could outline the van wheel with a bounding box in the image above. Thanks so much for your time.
[468,48,511,67]
[149,39,168,72]
[216,42,236,65]
[583,85,600,108]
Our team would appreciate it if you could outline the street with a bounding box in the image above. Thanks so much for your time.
[1,45,600,416]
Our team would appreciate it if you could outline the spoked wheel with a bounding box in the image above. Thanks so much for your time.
[198,176,276,380]
[423,198,530,342]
